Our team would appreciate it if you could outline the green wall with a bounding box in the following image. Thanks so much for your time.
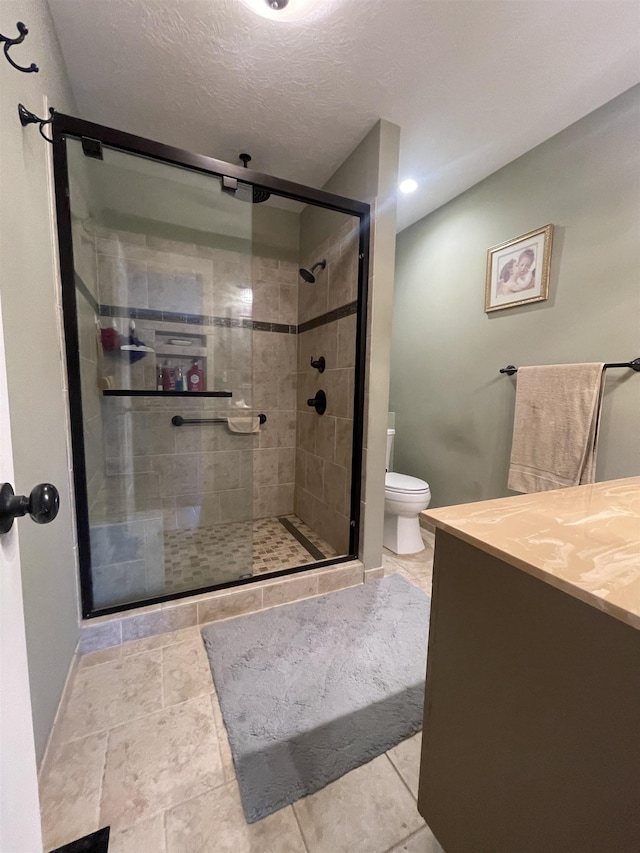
[391,85,640,509]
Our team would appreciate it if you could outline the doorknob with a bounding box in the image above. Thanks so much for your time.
[0,483,60,534]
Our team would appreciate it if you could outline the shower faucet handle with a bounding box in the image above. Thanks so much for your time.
[310,356,325,373]
[0,482,60,534]
[307,390,327,416]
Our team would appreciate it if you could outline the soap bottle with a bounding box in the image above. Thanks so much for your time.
[187,358,204,392]
[175,366,184,392]
[162,360,176,392]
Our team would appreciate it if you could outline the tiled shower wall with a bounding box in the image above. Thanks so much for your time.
[295,218,359,554]
[77,223,297,528]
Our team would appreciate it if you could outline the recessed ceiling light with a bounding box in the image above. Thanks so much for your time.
[399,179,418,194]
[239,0,321,21]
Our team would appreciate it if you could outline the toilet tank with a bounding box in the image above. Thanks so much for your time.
[386,429,395,471]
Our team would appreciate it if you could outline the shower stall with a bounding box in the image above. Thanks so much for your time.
[52,115,369,618]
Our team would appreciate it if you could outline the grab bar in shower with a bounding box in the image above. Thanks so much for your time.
[171,414,267,427]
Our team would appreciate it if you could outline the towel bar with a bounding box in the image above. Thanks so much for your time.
[171,414,267,427]
[500,357,640,376]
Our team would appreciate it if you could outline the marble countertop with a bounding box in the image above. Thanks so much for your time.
[423,477,640,629]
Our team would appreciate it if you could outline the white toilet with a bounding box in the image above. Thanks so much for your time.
[384,428,431,554]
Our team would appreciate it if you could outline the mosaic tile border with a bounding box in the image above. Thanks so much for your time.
[98,303,297,335]
[297,300,358,333]
[74,273,357,336]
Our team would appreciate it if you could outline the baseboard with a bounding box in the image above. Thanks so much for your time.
[38,644,79,780]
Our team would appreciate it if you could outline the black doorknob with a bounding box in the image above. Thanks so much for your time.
[307,390,327,415]
[0,483,60,534]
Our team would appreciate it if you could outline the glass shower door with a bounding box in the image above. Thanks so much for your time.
[66,138,255,611]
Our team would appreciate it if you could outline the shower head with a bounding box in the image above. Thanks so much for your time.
[238,153,271,204]
[299,259,326,284]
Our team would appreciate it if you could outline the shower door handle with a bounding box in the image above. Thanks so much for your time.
[0,482,60,534]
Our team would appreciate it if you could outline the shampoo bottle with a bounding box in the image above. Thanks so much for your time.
[187,359,204,392]
[162,360,176,391]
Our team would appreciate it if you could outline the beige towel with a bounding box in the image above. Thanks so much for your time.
[508,363,605,493]
[227,416,260,434]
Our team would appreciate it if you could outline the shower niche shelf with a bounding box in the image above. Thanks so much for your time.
[102,390,232,398]
[154,331,207,360]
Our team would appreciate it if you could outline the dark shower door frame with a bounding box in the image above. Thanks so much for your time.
[52,113,370,619]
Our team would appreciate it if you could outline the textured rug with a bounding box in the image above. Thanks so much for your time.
[201,574,430,823]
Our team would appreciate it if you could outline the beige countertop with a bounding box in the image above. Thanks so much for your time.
[423,477,640,630]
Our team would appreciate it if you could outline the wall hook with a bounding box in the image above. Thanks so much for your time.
[18,103,54,143]
[1,22,38,73]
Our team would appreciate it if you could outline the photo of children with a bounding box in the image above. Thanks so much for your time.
[496,246,536,296]
[485,224,553,312]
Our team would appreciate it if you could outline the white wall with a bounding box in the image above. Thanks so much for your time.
[0,0,78,762]
[391,86,640,509]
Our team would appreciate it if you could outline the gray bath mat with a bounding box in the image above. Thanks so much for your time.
[201,574,430,823]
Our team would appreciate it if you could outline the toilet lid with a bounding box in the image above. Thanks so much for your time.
[385,472,430,493]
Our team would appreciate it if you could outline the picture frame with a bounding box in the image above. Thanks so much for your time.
[485,224,553,312]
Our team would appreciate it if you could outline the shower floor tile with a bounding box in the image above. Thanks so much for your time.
[162,515,337,593]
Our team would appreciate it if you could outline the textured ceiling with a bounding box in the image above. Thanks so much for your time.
[47,0,640,231]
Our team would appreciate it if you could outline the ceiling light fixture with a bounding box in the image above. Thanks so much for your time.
[239,0,322,21]
[399,179,418,194]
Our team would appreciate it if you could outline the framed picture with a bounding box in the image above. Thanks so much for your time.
[485,224,553,312]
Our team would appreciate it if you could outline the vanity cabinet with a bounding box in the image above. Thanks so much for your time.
[419,478,640,853]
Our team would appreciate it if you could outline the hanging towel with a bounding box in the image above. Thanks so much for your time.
[508,363,605,493]
[227,416,261,434]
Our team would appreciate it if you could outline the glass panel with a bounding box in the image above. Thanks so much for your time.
[67,139,254,608]
[65,135,363,614]
[292,202,360,557]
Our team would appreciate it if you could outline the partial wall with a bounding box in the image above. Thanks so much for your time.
[0,0,78,763]
[391,86,640,509]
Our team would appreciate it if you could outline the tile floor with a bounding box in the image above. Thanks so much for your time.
[39,533,439,853]
[162,515,338,592]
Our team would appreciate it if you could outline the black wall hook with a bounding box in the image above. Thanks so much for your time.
[18,103,54,143]
[1,22,38,73]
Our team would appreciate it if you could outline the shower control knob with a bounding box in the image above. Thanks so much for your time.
[0,482,60,534]
[307,390,327,416]
[310,356,325,373]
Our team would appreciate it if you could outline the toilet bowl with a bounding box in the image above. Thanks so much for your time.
[384,429,431,554]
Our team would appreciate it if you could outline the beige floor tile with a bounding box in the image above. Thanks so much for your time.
[293,755,424,853]
[165,781,306,853]
[162,639,214,706]
[387,733,422,798]
[100,694,223,830]
[388,824,444,852]
[57,651,163,742]
[39,732,108,850]
[211,694,236,782]
[108,814,167,853]
[121,626,201,657]
[78,646,123,669]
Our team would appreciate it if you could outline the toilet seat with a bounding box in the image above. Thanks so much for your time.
[385,472,430,494]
